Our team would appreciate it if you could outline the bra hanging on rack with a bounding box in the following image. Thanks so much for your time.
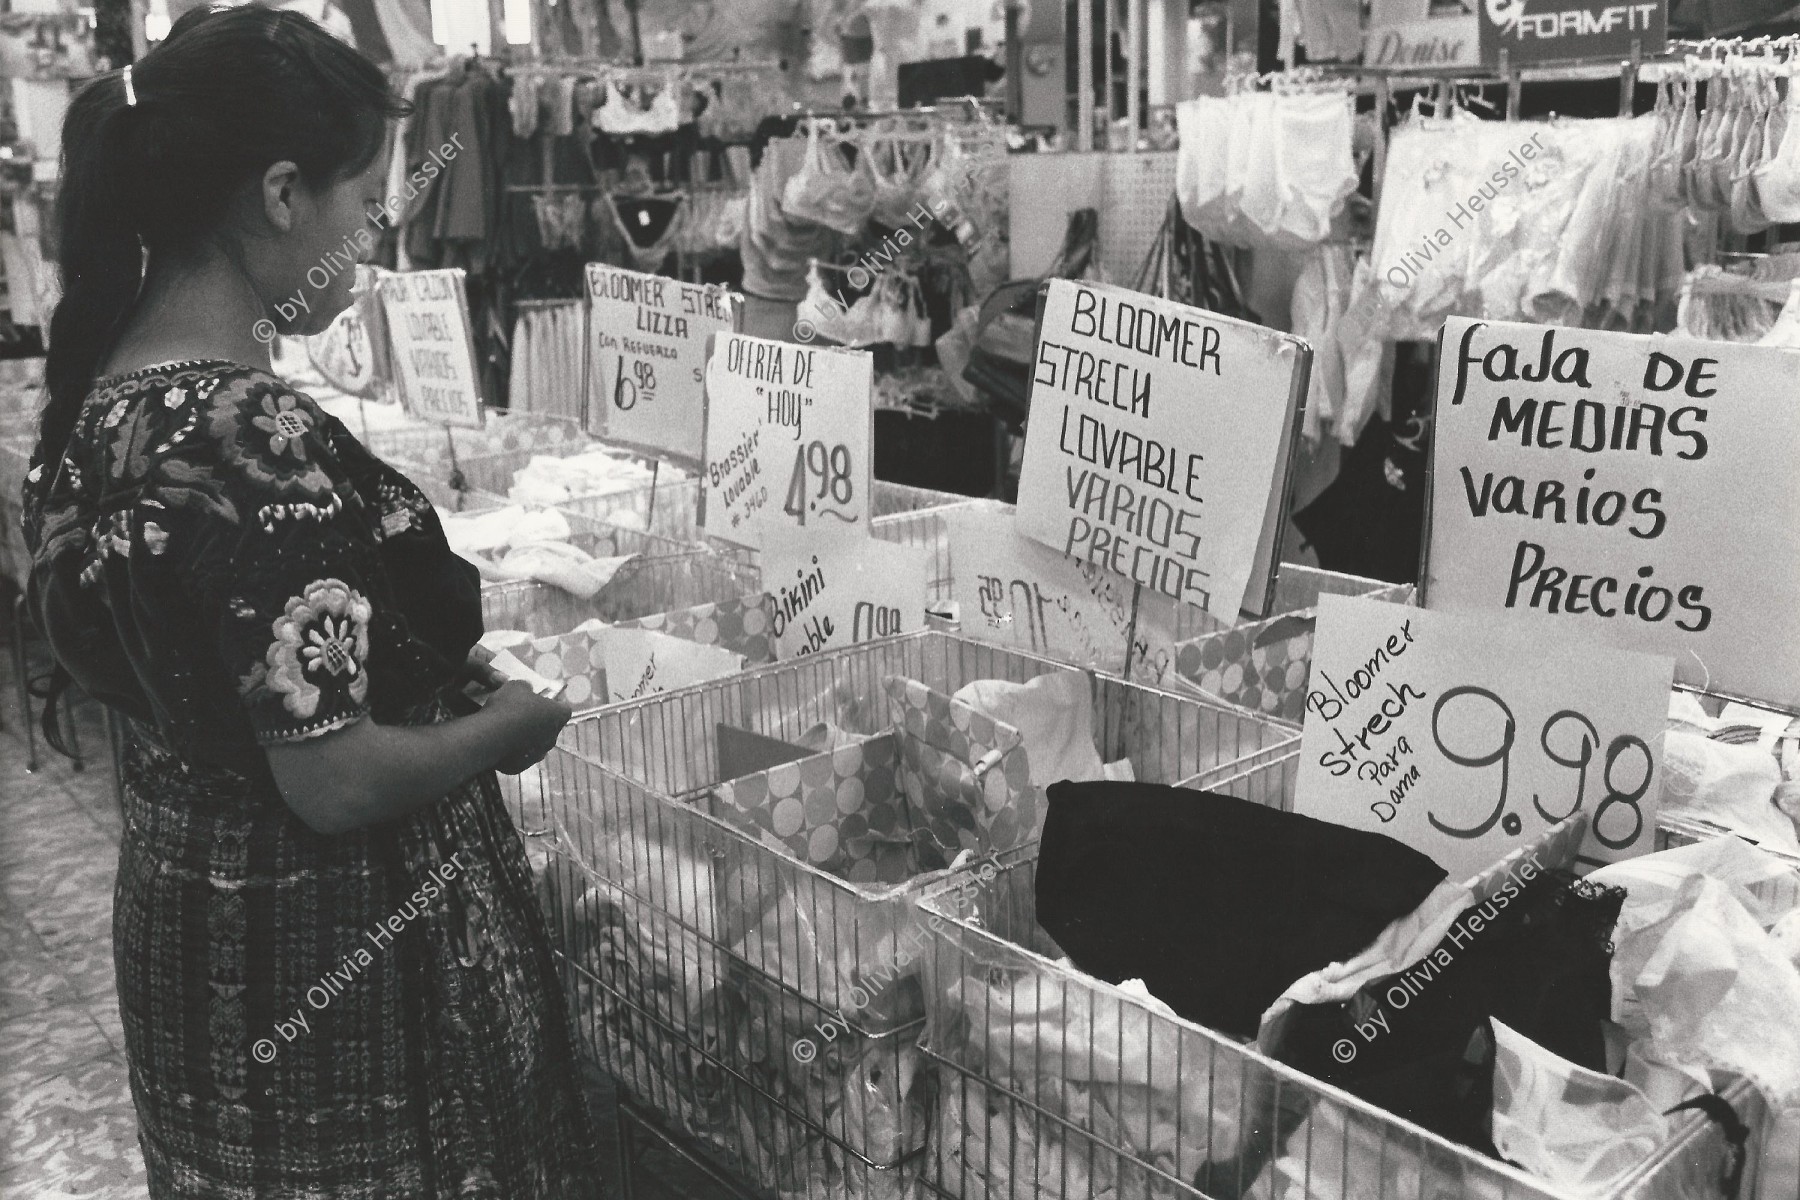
[596,78,682,135]
[782,123,877,236]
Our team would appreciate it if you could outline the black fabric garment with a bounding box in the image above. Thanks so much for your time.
[1291,412,1427,583]
[1270,870,1624,1154]
[897,55,1005,108]
[1036,782,1448,1040]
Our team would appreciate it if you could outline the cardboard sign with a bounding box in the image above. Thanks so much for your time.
[700,333,874,552]
[600,627,743,704]
[1012,279,1306,619]
[763,527,929,658]
[377,269,483,428]
[1294,596,1673,878]
[944,502,1213,687]
[1477,0,1665,65]
[1426,317,1800,711]
[584,264,739,462]
[306,266,392,400]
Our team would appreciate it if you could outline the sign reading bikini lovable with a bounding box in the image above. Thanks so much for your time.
[1011,279,1308,621]
[583,263,740,463]
[377,268,484,429]
[1425,316,1800,711]
[1294,596,1672,880]
[762,525,930,658]
[699,332,874,552]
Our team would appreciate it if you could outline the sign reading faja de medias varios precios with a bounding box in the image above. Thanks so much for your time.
[1424,315,1800,711]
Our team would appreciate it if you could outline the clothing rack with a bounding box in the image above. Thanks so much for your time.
[1686,272,1800,301]
[504,182,603,194]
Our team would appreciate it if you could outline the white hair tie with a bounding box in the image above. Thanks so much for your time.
[122,64,137,107]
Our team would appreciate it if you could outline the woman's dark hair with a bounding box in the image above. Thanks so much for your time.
[39,3,407,465]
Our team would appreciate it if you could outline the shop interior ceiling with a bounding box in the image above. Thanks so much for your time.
[200,0,1020,72]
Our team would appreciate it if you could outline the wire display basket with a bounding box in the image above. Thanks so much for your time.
[912,846,1761,1200]
[539,749,997,1200]
[0,369,41,438]
[364,408,588,471]
[531,633,1299,1199]
[561,479,980,573]
[0,433,35,590]
[557,630,1297,818]
[1172,567,1415,726]
[480,540,756,641]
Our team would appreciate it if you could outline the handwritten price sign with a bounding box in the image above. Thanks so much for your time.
[944,502,1209,687]
[763,526,929,658]
[377,269,483,428]
[1294,595,1673,879]
[586,263,738,462]
[700,333,873,552]
[1011,279,1306,617]
[1427,317,1800,710]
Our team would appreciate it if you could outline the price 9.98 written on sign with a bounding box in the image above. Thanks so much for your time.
[377,269,483,428]
[585,263,738,462]
[700,333,873,552]
[1294,596,1673,879]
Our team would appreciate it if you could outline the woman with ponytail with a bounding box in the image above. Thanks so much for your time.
[21,6,599,1195]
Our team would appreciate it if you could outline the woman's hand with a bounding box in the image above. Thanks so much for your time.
[458,647,507,693]
[484,680,572,775]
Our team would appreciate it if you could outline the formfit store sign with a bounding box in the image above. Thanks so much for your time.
[1477,0,1665,65]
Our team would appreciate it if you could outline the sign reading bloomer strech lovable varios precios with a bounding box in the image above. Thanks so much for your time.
[1426,316,1800,711]
[1012,279,1307,619]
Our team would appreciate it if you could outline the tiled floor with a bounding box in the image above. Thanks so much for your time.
[0,629,141,1199]
[0,615,733,1200]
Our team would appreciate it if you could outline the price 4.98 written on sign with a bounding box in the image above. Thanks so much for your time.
[1294,596,1673,879]
[700,333,873,551]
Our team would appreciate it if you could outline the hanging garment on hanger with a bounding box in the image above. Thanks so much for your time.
[1175,88,1358,252]
[605,192,687,273]
[1756,83,1800,222]
[742,137,840,302]
[532,192,588,252]
[1756,279,1800,347]
[862,135,934,228]
[782,124,877,236]
[1291,244,1353,444]
[595,78,682,136]
[510,71,541,139]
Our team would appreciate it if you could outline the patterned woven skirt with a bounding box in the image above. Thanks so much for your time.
[114,720,598,1199]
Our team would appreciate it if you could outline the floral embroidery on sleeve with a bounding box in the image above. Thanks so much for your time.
[251,578,372,726]
[204,376,335,500]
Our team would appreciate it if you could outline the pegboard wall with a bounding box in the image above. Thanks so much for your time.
[1008,151,1178,285]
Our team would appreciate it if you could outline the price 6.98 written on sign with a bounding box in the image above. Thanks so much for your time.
[1294,596,1673,879]
[700,333,873,552]
[585,263,737,462]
